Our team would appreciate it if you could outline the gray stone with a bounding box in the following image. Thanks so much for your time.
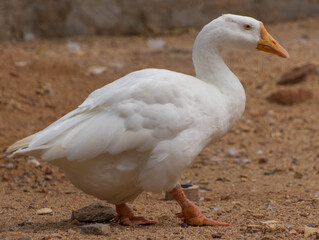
[81,223,111,235]
[0,0,319,40]
[71,202,116,223]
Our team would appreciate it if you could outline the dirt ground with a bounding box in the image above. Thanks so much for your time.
[0,16,318,240]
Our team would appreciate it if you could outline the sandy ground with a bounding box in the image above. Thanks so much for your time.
[0,16,318,240]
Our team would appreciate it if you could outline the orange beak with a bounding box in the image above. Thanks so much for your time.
[256,23,289,58]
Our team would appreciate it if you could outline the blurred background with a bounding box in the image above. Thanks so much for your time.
[1,0,319,41]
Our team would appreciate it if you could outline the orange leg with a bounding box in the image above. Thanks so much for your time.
[169,184,229,226]
[115,203,158,226]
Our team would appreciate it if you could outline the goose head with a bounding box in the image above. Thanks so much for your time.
[195,14,289,58]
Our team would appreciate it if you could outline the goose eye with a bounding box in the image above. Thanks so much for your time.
[244,24,252,30]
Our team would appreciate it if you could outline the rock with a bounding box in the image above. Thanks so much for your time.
[27,158,41,167]
[289,229,298,235]
[45,167,53,175]
[71,202,116,223]
[247,220,284,234]
[256,150,264,155]
[232,201,242,209]
[147,38,166,50]
[246,224,263,233]
[211,232,223,238]
[17,237,31,240]
[241,158,251,164]
[165,184,199,201]
[267,88,313,105]
[86,66,107,75]
[44,175,53,181]
[43,85,54,95]
[226,148,238,157]
[110,61,123,70]
[216,177,230,182]
[277,63,317,85]
[66,41,82,54]
[239,174,248,182]
[81,223,111,235]
[24,32,35,42]
[6,162,14,169]
[300,212,309,217]
[36,208,53,215]
[2,174,9,181]
[180,222,188,228]
[261,220,285,233]
[304,226,319,238]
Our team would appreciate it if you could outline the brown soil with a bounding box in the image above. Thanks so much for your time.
[1,17,318,240]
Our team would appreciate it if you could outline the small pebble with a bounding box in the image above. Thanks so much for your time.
[111,62,124,69]
[232,201,242,209]
[43,85,54,95]
[81,223,111,235]
[36,208,53,215]
[27,158,41,167]
[234,158,251,165]
[87,66,107,75]
[289,229,298,235]
[267,88,313,105]
[241,158,251,164]
[45,175,53,181]
[6,162,14,169]
[210,157,222,164]
[24,32,35,42]
[226,148,238,157]
[66,41,81,53]
[180,223,188,228]
[147,38,167,50]
[211,232,223,238]
[256,150,263,155]
[261,220,285,233]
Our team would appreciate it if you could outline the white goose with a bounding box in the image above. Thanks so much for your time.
[6,14,288,226]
